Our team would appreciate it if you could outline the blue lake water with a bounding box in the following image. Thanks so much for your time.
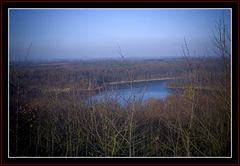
[91,80,174,105]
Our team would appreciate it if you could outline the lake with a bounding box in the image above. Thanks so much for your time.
[90,80,174,105]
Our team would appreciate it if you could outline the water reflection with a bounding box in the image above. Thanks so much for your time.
[91,80,174,105]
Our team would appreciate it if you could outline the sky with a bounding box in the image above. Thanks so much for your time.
[9,9,231,61]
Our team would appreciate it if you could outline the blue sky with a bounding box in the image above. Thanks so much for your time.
[9,9,231,61]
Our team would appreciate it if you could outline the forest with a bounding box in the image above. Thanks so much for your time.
[9,57,230,157]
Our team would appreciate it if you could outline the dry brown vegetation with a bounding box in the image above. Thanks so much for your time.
[9,55,230,157]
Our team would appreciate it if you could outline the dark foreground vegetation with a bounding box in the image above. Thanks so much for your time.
[9,55,230,157]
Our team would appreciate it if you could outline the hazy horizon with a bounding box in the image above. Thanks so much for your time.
[9,8,231,61]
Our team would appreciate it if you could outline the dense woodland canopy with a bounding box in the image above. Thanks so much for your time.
[9,55,230,157]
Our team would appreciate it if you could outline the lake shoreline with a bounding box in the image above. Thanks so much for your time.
[92,78,175,104]
[109,77,175,85]
[47,77,176,93]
